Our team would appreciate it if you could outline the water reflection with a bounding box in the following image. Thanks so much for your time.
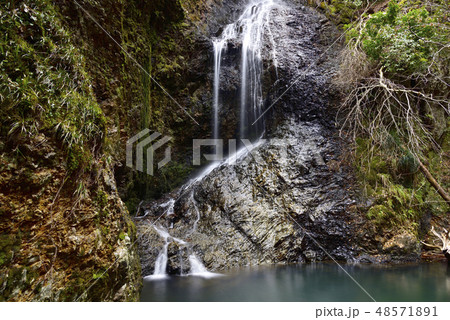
[141,263,450,302]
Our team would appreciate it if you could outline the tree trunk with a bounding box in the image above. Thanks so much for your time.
[444,249,450,263]
[418,159,450,205]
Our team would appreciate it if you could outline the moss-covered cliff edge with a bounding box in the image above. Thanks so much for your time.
[0,0,217,301]
[1,0,448,302]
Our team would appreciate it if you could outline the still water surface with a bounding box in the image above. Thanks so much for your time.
[141,263,450,302]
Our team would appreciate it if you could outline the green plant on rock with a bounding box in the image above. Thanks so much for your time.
[95,189,109,210]
[118,231,127,241]
[0,0,106,179]
[353,1,444,73]
[356,140,425,229]
[92,270,107,280]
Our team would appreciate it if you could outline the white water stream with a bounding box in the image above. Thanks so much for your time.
[212,0,279,140]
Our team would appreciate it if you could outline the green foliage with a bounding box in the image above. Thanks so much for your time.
[341,1,449,232]
[348,1,448,73]
[356,144,424,229]
[158,161,192,191]
[92,271,107,280]
[118,231,127,241]
[95,189,109,209]
[0,234,22,267]
[67,145,91,173]
[315,0,378,25]
[397,151,418,186]
[0,0,106,171]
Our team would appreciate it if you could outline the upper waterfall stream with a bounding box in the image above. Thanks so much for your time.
[213,0,280,140]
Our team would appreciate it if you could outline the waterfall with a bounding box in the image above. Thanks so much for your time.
[160,198,175,216]
[212,42,222,140]
[144,225,188,280]
[144,226,170,280]
[212,24,236,140]
[212,0,278,140]
[144,199,220,280]
[152,242,169,279]
[188,254,221,278]
[145,221,221,279]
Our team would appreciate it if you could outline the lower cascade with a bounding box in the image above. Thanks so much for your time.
[188,255,222,278]
[150,227,170,279]
[143,196,221,279]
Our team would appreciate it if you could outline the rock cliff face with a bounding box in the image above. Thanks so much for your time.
[136,0,421,276]
[0,131,142,301]
[0,1,141,302]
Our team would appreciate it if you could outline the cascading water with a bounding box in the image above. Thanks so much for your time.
[212,0,279,140]
[143,134,265,280]
[144,226,170,280]
[212,25,235,140]
[188,254,220,278]
[144,193,221,279]
[160,199,175,216]
[144,224,190,280]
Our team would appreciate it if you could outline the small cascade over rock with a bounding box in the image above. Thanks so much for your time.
[188,254,221,278]
[145,226,170,280]
[142,193,222,280]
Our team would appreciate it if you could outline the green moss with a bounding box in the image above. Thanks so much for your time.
[118,231,127,241]
[92,271,107,280]
[67,145,88,173]
[0,233,22,267]
[367,204,394,223]
[100,225,110,236]
[0,0,106,182]
[356,137,426,230]
[346,0,448,74]
[125,197,141,215]
[314,0,368,26]
[95,189,109,210]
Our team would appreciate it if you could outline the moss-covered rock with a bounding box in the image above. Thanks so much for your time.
[0,0,143,301]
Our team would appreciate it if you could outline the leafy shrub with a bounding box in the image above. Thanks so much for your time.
[346,1,448,74]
